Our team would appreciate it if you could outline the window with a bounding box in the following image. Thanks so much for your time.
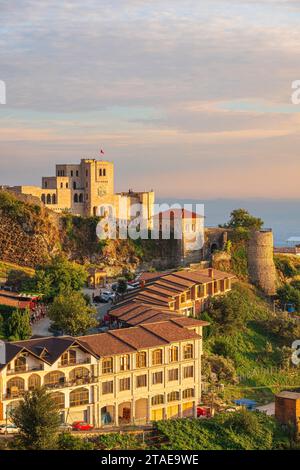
[180,294,185,303]
[28,374,41,391]
[73,181,77,190]
[102,357,113,374]
[66,183,69,189]
[14,356,26,372]
[74,194,78,203]
[45,181,48,188]
[86,170,88,176]
[183,366,194,379]
[60,350,76,366]
[76,170,79,177]
[152,371,163,385]
[152,395,164,406]
[102,381,113,395]
[44,371,65,387]
[152,349,163,365]
[41,194,46,203]
[50,392,65,408]
[183,344,193,360]
[120,355,130,371]
[136,351,147,368]
[167,391,180,402]
[71,171,73,177]
[186,290,191,300]
[169,346,178,363]
[69,367,89,383]
[60,182,63,188]
[119,377,130,392]
[182,388,194,399]
[70,388,89,407]
[6,377,25,398]
[103,169,106,176]
[99,169,102,177]
[168,368,179,382]
[136,374,147,388]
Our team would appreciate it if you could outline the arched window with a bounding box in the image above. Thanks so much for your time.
[41,194,46,204]
[73,181,77,190]
[151,394,164,406]
[79,193,83,203]
[28,374,41,391]
[70,388,89,407]
[52,194,56,204]
[69,367,89,383]
[7,377,25,398]
[44,371,65,388]
[74,193,78,203]
[169,346,179,363]
[50,392,65,409]
[46,194,51,204]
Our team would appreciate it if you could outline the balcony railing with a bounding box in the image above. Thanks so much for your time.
[44,376,98,390]
[58,358,91,368]
[6,365,44,375]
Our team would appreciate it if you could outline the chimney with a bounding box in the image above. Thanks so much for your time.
[208,268,214,279]
[0,340,6,365]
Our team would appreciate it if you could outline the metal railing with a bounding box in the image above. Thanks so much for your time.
[6,365,44,375]
[58,358,91,368]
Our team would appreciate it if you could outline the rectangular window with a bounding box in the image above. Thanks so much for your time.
[168,368,179,382]
[152,371,163,385]
[102,381,113,395]
[102,358,113,374]
[183,344,193,360]
[103,169,106,176]
[183,388,195,399]
[119,377,130,392]
[136,374,147,388]
[76,170,79,177]
[99,169,102,177]
[152,349,163,365]
[120,355,130,371]
[71,171,73,177]
[136,351,147,368]
[183,366,194,379]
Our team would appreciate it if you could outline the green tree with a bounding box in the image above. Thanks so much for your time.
[277,284,300,312]
[221,209,264,231]
[10,388,61,450]
[7,309,32,341]
[117,278,128,295]
[48,290,97,336]
[29,255,87,301]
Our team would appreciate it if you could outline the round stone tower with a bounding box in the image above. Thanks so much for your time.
[247,230,276,295]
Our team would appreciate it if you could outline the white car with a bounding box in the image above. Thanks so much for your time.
[101,291,115,302]
[0,424,19,434]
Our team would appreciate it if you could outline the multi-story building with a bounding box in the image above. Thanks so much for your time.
[0,318,207,427]
[9,158,155,224]
[117,267,235,318]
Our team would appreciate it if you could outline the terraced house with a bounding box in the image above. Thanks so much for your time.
[0,318,207,428]
[122,267,236,317]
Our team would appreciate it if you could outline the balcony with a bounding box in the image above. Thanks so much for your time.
[6,365,44,376]
[44,375,98,390]
[58,358,91,368]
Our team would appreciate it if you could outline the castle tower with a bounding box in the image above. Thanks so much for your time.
[247,230,276,295]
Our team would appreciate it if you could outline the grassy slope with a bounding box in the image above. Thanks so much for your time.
[204,282,300,403]
[0,261,35,281]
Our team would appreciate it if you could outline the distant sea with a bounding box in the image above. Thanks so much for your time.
[157,198,300,247]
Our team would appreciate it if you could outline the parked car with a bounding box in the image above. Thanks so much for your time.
[127,282,140,291]
[93,295,107,304]
[59,422,72,431]
[0,424,19,434]
[72,421,94,431]
[101,291,115,302]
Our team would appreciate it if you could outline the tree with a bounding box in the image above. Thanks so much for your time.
[221,209,264,231]
[48,289,97,336]
[277,284,300,312]
[208,290,249,334]
[10,388,61,450]
[7,309,32,341]
[28,255,87,301]
[117,278,128,295]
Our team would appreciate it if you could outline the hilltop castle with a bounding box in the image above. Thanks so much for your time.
[10,158,155,224]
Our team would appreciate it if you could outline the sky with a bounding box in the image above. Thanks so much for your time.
[1,0,300,198]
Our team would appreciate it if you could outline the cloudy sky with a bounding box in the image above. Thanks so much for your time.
[1,0,300,198]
